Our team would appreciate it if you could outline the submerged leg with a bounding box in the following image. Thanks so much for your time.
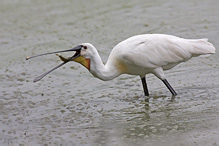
[162,79,177,96]
[141,76,149,96]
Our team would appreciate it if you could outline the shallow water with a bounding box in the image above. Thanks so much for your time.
[0,0,219,145]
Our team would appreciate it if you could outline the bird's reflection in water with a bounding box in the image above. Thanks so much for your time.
[121,95,179,140]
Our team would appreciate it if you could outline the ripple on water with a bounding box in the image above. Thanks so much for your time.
[0,0,219,145]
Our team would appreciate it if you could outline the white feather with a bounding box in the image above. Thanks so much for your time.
[82,34,216,81]
[106,34,215,78]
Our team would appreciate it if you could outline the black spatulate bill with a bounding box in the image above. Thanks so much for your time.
[26,45,82,82]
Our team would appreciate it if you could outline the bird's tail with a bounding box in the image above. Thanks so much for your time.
[189,38,216,56]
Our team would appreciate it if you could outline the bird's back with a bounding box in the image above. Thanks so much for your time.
[108,34,215,74]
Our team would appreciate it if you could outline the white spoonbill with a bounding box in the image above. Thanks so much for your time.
[26,34,216,96]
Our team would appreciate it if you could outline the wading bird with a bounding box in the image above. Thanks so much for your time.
[26,34,215,96]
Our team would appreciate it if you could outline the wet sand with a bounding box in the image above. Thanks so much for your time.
[0,0,219,145]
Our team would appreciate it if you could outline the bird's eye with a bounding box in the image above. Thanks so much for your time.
[83,46,87,49]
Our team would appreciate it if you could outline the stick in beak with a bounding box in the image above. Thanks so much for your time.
[26,45,82,82]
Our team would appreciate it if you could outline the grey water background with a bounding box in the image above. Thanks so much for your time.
[0,0,219,145]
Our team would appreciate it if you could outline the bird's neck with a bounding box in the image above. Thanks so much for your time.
[89,53,121,81]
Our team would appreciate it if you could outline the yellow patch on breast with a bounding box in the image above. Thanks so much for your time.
[115,60,127,74]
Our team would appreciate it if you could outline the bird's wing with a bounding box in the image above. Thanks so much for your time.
[120,36,193,69]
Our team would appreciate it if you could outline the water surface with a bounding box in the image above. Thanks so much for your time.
[0,0,219,145]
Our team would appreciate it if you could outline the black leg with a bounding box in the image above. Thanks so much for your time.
[141,77,149,96]
[162,79,177,96]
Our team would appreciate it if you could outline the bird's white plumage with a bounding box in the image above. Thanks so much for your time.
[103,34,215,79]
[28,34,216,96]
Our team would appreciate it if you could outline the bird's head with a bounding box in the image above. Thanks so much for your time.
[59,43,97,71]
[26,43,96,82]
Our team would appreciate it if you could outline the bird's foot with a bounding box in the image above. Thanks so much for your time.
[144,96,150,103]
[170,94,177,101]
